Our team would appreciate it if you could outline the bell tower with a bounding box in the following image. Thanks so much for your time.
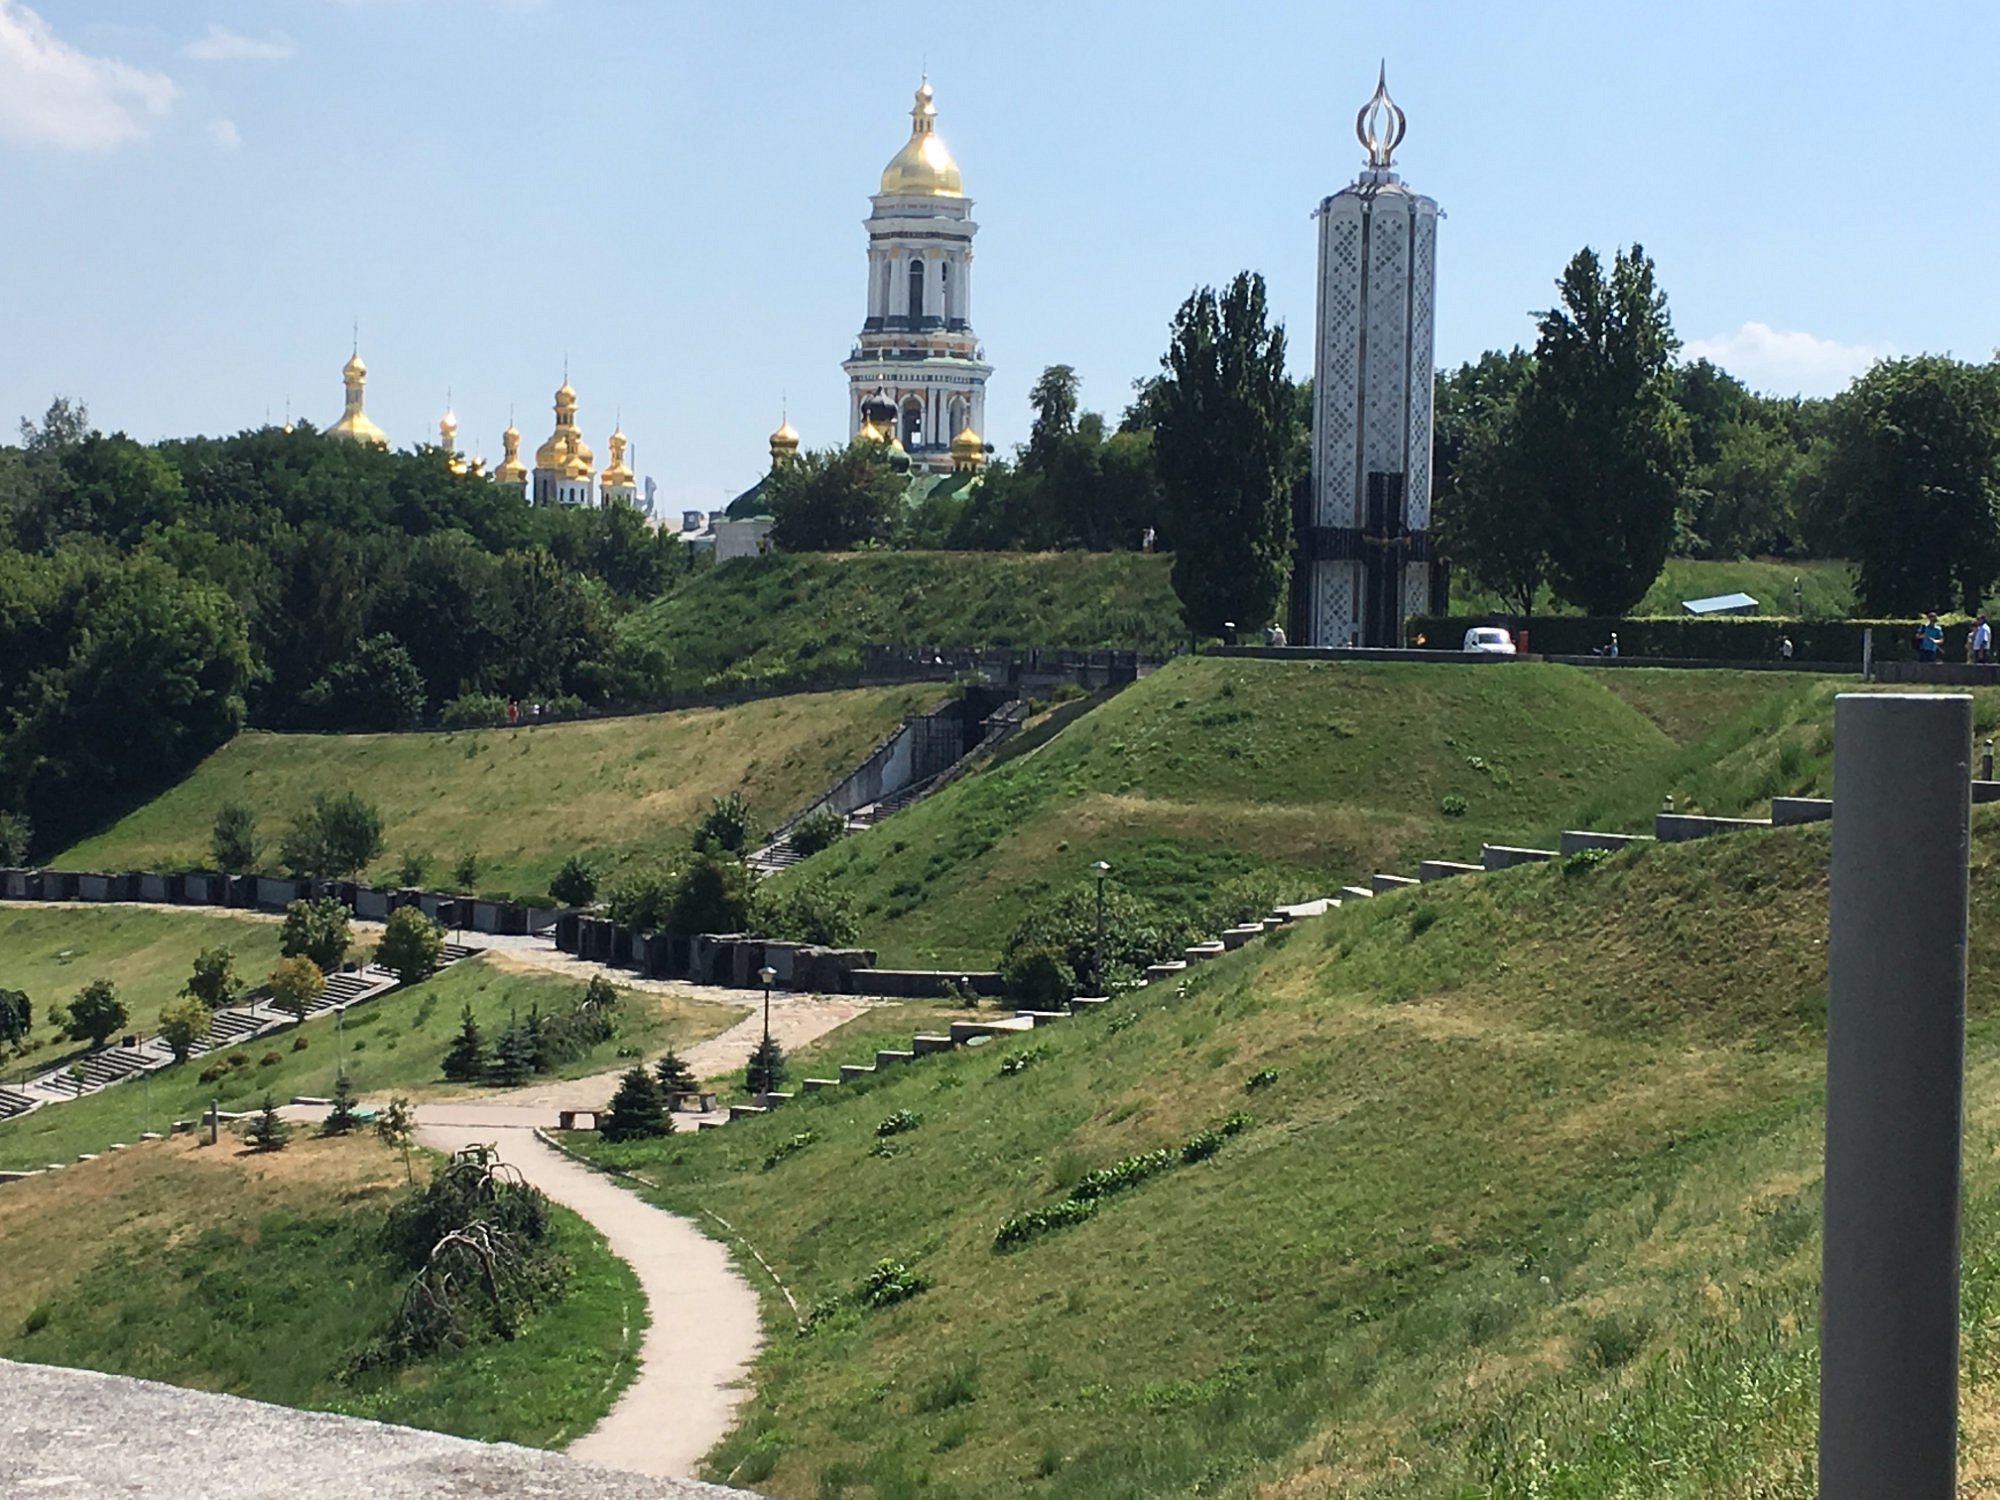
[841,81,992,472]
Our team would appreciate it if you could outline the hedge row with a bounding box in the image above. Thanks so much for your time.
[1412,615,1978,663]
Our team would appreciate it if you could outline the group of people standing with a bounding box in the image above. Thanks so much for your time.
[1913,613,1994,664]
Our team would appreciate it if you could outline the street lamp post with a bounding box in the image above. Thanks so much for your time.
[756,964,776,1094]
[1090,861,1111,996]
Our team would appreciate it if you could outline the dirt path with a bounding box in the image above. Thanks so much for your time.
[418,1114,761,1480]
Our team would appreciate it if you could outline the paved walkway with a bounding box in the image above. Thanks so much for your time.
[413,1113,761,1480]
[402,973,876,1479]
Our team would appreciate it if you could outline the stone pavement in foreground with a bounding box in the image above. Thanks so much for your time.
[0,1357,765,1499]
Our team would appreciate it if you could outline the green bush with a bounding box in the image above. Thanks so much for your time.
[754,877,860,947]
[788,806,847,859]
[857,1258,931,1309]
[439,691,509,729]
[999,945,1074,1006]
[1001,883,1193,992]
[875,1108,921,1138]
[763,1132,816,1170]
[694,792,758,855]
[549,853,598,908]
[1440,794,1469,818]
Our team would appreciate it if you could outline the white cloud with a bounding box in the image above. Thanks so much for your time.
[207,115,240,150]
[182,24,293,63]
[0,0,174,150]
[1683,322,1891,398]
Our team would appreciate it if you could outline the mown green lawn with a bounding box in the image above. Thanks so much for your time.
[0,1130,642,1448]
[1447,557,1859,620]
[0,952,747,1171]
[0,906,289,1077]
[772,656,1687,966]
[618,550,1185,695]
[572,816,2000,1498]
[57,683,939,901]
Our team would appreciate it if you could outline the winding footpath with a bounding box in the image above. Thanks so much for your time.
[411,958,882,1480]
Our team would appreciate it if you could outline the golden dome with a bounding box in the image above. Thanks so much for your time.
[769,418,800,467]
[950,426,984,470]
[600,430,635,489]
[856,419,886,444]
[879,81,964,197]
[439,407,458,442]
[495,422,528,484]
[329,348,387,447]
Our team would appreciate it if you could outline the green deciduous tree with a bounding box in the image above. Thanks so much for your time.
[157,995,212,1063]
[753,876,860,947]
[376,906,445,986]
[183,946,238,1008]
[299,632,428,732]
[1815,355,2000,615]
[280,897,351,971]
[0,988,31,1045]
[600,1065,671,1141]
[268,954,326,1021]
[211,802,257,872]
[1521,245,1691,615]
[62,978,128,1048]
[549,853,597,908]
[766,441,906,551]
[1152,272,1301,636]
[1432,349,1547,616]
[694,792,757,855]
[279,791,385,879]
[0,810,31,866]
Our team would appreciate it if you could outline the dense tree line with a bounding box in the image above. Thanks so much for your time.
[0,406,693,856]
[1435,244,2000,619]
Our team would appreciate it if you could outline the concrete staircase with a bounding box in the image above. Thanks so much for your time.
[0,946,469,1126]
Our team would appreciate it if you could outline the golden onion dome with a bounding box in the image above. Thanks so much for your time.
[535,432,566,469]
[950,426,984,468]
[771,418,800,448]
[879,81,964,197]
[601,430,635,488]
[343,352,367,383]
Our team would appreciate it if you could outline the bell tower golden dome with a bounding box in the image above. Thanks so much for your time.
[879,80,963,197]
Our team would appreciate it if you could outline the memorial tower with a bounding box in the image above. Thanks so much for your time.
[1297,68,1440,647]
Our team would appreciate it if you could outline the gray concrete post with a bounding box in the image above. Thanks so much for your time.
[1821,692,1971,1499]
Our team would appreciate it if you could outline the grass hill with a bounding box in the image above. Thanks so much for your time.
[618,551,1185,695]
[0,1130,641,1447]
[774,657,1775,967]
[1446,557,1858,620]
[778,659,2000,968]
[581,816,2000,1498]
[0,906,289,1072]
[55,684,938,900]
[0,938,747,1171]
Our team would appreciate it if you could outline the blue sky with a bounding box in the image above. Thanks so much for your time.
[3,0,1995,513]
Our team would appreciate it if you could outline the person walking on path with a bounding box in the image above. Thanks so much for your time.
[1917,613,1944,663]
[1974,616,1992,665]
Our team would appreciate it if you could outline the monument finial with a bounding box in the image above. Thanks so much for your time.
[1355,62,1405,172]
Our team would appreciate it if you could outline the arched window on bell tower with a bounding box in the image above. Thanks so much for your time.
[908,258,925,322]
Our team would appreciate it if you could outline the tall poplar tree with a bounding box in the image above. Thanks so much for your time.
[1519,245,1690,615]
[1152,273,1300,636]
